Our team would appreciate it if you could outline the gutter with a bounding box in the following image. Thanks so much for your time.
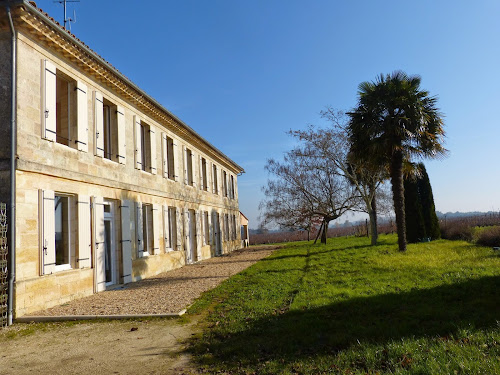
[6,4,17,326]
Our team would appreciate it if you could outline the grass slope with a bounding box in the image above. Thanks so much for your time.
[188,235,500,374]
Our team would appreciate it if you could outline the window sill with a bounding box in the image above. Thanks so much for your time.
[54,264,72,272]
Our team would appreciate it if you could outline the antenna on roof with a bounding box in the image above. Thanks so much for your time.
[53,0,80,30]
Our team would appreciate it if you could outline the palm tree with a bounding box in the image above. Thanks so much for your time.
[347,71,446,251]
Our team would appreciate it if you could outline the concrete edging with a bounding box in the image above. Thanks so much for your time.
[15,309,187,323]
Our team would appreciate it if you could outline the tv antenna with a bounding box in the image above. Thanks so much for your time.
[53,0,80,30]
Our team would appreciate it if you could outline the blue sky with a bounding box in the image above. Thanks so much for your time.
[38,0,500,228]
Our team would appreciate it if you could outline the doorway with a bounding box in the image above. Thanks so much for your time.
[103,201,116,287]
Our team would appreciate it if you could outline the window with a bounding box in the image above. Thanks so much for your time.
[142,204,153,256]
[95,95,120,162]
[184,147,194,186]
[231,214,237,240]
[162,134,177,180]
[223,170,228,197]
[203,211,209,245]
[40,190,89,275]
[224,214,229,241]
[200,157,208,191]
[212,164,219,194]
[164,206,177,250]
[230,175,235,199]
[43,60,88,151]
[134,116,157,174]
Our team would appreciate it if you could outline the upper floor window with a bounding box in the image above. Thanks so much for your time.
[94,93,125,164]
[134,116,157,174]
[184,146,194,186]
[200,157,208,191]
[212,164,219,194]
[223,170,228,197]
[230,175,235,199]
[161,134,177,181]
[43,60,88,152]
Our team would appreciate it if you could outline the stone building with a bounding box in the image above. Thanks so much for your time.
[0,0,244,318]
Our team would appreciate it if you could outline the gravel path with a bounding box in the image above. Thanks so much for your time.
[28,245,280,317]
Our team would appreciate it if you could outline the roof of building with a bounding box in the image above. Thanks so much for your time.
[0,0,244,174]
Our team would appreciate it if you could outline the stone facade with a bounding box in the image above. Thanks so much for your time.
[0,2,244,317]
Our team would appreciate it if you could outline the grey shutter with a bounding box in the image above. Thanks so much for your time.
[40,189,55,275]
[120,200,132,284]
[116,106,126,164]
[43,60,57,142]
[163,205,169,251]
[161,133,168,178]
[184,209,191,263]
[182,145,188,185]
[175,207,182,250]
[77,195,91,268]
[76,81,88,152]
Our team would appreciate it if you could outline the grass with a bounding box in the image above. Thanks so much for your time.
[187,234,500,374]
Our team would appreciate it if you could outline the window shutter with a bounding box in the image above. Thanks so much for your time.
[161,133,168,178]
[40,189,55,275]
[152,203,160,254]
[75,81,88,152]
[207,161,212,193]
[197,210,203,260]
[94,92,104,157]
[163,205,169,251]
[120,200,132,284]
[136,202,144,257]
[199,156,203,190]
[172,140,179,182]
[192,151,197,188]
[116,106,126,164]
[134,115,142,170]
[182,146,188,185]
[43,60,57,142]
[184,209,191,263]
[175,207,182,250]
[93,196,106,292]
[200,210,206,245]
[77,195,91,268]
[149,127,157,175]
[208,211,214,246]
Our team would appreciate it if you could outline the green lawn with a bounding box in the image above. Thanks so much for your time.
[187,235,500,374]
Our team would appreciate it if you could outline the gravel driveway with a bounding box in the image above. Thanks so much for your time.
[26,245,279,317]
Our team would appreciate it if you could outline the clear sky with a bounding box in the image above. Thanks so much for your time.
[37,0,500,228]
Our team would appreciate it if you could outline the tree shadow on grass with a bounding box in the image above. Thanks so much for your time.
[188,275,500,368]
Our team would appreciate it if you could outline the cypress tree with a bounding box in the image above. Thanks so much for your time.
[404,177,426,243]
[417,163,441,240]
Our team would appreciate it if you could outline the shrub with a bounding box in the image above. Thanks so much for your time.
[440,221,474,241]
[476,226,500,247]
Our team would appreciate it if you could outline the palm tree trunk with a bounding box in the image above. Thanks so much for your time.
[368,185,378,245]
[390,150,407,251]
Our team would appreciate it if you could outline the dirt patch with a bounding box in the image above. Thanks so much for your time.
[0,318,198,375]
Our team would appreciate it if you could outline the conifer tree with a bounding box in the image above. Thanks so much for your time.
[417,163,441,240]
[404,177,426,243]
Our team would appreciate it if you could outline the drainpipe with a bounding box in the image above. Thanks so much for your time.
[6,5,17,326]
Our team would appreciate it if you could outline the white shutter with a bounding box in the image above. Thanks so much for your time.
[201,210,206,245]
[93,196,106,292]
[199,156,204,190]
[136,202,144,257]
[152,203,160,254]
[117,106,126,164]
[40,189,55,275]
[43,60,57,142]
[207,162,212,193]
[75,81,88,152]
[197,211,202,260]
[134,115,142,170]
[77,195,91,268]
[176,207,182,250]
[208,211,213,246]
[94,92,104,157]
[161,133,168,178]
[120,200,132,284]
[184,209,191,263]
[172,140,179,181]
[163,205,169,251]
[182,145,188,185]
[149,127,157,175]
[192,151,197,188]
